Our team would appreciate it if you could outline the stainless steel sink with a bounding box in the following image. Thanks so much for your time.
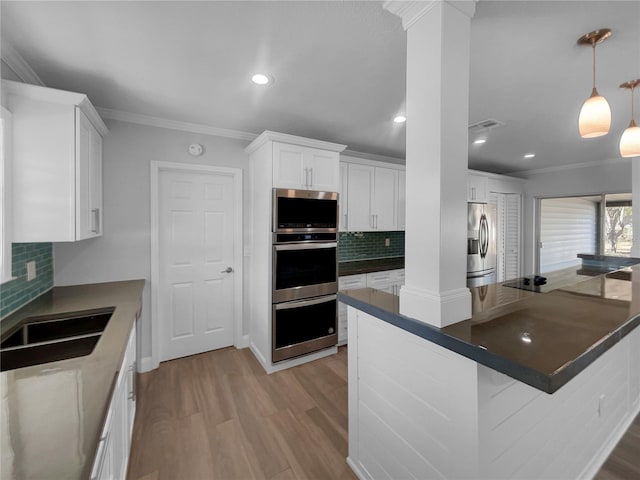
[0,308,114,371]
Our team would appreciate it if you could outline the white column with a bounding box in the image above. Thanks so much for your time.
[633,160,640,258]
[385,1,475,327]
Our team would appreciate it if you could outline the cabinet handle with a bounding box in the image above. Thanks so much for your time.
[309,168,313,187]
[344,213,348,228]
[128,362,137,401]
[370,215,374,229]
[471,187,476,200]
[91,208,100,233]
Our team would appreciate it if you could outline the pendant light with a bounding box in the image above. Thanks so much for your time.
[619,79,640,157]
[577,29,612,138]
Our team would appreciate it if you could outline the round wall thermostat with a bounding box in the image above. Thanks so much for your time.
[188,143,204,156]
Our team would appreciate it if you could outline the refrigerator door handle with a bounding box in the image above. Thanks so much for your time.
[479,214,488,258]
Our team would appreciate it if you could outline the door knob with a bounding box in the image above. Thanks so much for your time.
[221,267,234,273]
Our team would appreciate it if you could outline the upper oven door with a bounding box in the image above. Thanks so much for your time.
[273,242,338,303]
[273,188,338,233]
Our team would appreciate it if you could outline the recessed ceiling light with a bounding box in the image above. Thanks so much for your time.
[393,115,406,124]
[251,73,272,85]
[524,153,536,158]
[473,139,487,145]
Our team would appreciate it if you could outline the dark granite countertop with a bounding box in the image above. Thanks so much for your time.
[339,256,404,276]
[0,280,145,480]
[339,265,640,394]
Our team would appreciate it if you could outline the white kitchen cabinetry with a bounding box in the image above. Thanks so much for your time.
[346,163,399,231]
[338,268,404,344]
[337,274,367,344]
[340,156,405,232]
[397,170,406,231]
[3,80,107,242]
[467,172,488,203]
[246,131,346,373]
[339,163,348,231]
[273,141,339,191]
[91,325,137,480]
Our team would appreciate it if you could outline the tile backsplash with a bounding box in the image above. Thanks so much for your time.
[0,243,53,319]
[339,231,405,262]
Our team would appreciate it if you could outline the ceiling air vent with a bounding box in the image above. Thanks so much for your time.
[468,119,505,132]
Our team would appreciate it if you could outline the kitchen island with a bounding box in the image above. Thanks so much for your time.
[339,266,640,479]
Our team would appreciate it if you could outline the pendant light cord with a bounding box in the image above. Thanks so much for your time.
[592,44,596,90]
[632,86,636,125]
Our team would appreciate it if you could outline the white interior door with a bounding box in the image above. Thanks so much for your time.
[158,169,236,362]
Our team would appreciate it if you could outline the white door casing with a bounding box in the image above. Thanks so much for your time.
[150,162,243,366]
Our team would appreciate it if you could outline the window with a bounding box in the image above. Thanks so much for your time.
[602,194,633,257]
[1,105,14,284]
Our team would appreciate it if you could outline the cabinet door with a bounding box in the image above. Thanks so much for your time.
[346,164,374,231]
[373,167,398,230]
[468,173,488,203]
[339,163,348,231]
[397,170,406,231]
[90,125,103,236]
[273,142,305,189]
[338,274,366,345]
[366,271,394,289]
[75,109,103,240]
[306,149,339,191]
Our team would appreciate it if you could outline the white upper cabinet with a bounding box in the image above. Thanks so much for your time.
[339,163,348,231]
[467,172,488,203]
[345,161,403,232]
[346,163,374,231]
[372,167,398,231]
[397,169,406,230]
[273,141,340,191]
[4,80,107,242]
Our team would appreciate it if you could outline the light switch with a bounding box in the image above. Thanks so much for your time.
[26,261,36,281]
[385,238,390,247]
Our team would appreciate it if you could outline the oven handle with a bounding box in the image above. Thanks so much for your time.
[274,242,337,251]
[274,294,337,310]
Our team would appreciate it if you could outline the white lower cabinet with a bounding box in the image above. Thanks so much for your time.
[91,325,136,480]
[338,269,404,344]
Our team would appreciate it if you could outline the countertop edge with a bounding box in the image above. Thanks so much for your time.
[337,290,640,394]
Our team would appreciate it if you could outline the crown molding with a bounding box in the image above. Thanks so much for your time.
[96,107,258,142]
[0,40,44,86]
[384,1,475,30]
[511,156,632,178]
[245,130,347,155]
[342,149,405,166]
[383,1,439,30]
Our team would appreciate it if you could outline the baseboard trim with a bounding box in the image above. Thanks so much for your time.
[579,399,640,479]
[138,356,158,373]
[347,457,369,480]
[235,334,250,349]
[248,342,338,374]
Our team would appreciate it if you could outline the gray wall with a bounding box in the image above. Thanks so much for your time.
[54,120,251,363]
[522,159,632,274]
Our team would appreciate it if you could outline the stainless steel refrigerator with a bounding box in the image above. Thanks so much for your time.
[467,203,496,287]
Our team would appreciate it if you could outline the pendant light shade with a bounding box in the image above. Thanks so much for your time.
[619,79,640,158]
[577,29,612,138]
[578,88,611,137]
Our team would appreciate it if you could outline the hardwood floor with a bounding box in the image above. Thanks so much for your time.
[128,344,640,480]
[127,346,357,480]
[595,413,640,480]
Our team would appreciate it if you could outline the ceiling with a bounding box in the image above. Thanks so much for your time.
[1,1,639,175]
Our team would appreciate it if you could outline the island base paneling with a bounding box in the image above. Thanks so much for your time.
[347,306,640,480]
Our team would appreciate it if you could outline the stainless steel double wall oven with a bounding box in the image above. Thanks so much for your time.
[272,188,338,362]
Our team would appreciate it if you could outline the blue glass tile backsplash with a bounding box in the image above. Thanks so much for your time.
[338,231,404,262]
[0,243,53,319]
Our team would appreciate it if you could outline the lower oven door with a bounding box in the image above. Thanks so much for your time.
[272,294,337,363]
[273,242,338,303]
